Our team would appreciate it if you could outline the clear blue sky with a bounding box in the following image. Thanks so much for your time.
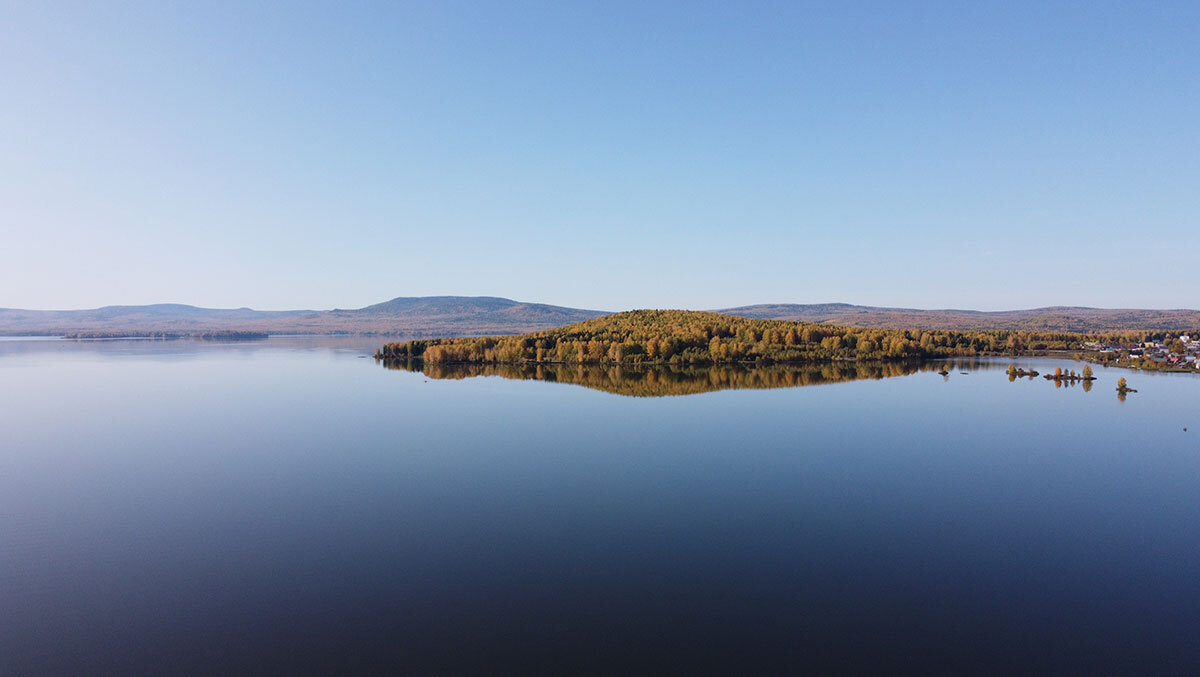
[2,1,1197,311]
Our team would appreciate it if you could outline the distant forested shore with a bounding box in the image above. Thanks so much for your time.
[376,310,1174,366]
[63,330,268,340]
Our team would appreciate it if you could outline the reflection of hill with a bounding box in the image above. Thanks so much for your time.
[379,360,956,397]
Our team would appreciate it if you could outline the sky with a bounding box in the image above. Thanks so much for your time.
[2,1,1197,312]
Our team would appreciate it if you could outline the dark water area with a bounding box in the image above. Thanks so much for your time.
[2,338,1199,674]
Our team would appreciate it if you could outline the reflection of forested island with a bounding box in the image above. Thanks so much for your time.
[381,360,952,397]
[376,310,1153,366]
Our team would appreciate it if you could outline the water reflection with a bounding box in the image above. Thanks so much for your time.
[378,359,967,397]
[6,343,1199,673]
[378,357,1123,398]
[0,335,381,362]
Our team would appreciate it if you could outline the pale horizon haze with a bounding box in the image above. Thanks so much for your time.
[2,2,1197,312]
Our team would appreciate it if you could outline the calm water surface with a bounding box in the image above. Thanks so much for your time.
[2,338,1198,674]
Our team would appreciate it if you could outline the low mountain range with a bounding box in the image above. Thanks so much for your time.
[715,303,1200,333]
[0,296,606,337]
[1,296,1198,337]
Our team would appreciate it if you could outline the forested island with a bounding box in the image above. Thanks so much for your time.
[376,310,1152,366]
[1042,366,1096,382]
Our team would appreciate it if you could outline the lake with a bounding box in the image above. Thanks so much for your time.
[2,337,1198,674]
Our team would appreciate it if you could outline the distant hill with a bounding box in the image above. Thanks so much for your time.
[0,296,608,337]
[715,304,1200,333]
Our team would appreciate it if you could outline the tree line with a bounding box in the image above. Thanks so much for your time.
[376,310,1158,366]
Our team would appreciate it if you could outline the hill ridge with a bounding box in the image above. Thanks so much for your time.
[2,297,1198,336]
[0,295,607,337]
[715,303,1200,331]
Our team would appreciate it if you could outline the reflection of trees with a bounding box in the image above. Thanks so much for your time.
[379,359,949,397]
